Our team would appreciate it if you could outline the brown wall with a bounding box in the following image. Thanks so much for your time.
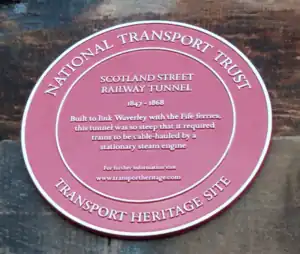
[1,0,300,139]
[0,1,300,253]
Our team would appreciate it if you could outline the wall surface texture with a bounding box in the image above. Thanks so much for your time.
[0,0,300,253]
[1,138,300,253]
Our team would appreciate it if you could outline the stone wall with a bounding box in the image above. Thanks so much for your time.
[0,0,300,253]
[1,0,300,139]
[0,138,300,253]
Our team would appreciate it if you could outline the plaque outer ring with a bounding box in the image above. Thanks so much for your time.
[21,20,272,238]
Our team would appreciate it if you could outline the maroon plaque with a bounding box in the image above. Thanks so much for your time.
[21,21,272,238]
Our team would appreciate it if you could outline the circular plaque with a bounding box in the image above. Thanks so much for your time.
[21,21,272,238]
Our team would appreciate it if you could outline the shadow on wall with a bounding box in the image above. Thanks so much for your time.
[1,0,300,140]
[0,0,22,5]
[0,0,102,32]
[1,0,300,33]
[276,156,300,254]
